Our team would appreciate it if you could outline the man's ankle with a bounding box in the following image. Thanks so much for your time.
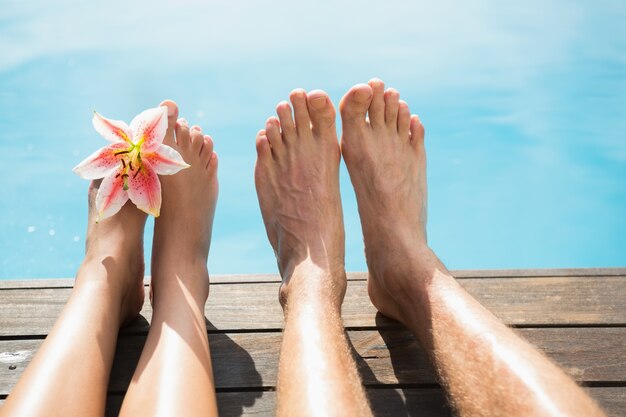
[279,259,346,314]
[392,250,456,322]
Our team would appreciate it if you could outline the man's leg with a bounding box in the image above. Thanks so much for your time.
[0,183,147,417]
[119,102,219,416]
[255,89,373,417]
[340,79,605,417]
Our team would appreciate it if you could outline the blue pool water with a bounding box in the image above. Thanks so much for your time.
[1,0,625,279]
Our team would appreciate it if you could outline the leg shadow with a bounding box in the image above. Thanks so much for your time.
[373,313,452,417]
[206,319,264,417]
[105,316,149,417]
[348,316,411,417]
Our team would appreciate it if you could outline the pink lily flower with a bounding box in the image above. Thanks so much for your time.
[73,106,189,221]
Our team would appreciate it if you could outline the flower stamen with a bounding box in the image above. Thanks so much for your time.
[121,174,129,191]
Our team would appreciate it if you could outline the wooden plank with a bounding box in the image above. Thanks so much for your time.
[1,328,624,394]
[0,387,613,417]
[0,275,283,290]
[0,274,280,289]
[1,268,624,289]
[0,278,75,289]
[590,387,626,417]
[2,276,625,336]
[458,276,626,326]
[450,268,626,278]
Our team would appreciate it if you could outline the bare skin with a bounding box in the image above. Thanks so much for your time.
[119,101,219,417]
[340,79,605,417]
[1,100,219,417]
[0,179,147,417]
[255,89,373,417]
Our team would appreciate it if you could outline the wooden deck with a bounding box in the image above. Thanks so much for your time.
[1,268,625,416]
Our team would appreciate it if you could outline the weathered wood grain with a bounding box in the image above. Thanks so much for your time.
[2,276,625,336]
[2,387,619,417]
[1,270,624,417]
[1,328,624,394]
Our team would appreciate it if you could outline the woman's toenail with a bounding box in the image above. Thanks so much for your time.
[310,96,326,109]
[178,118,188,126]
[191,125,201,131]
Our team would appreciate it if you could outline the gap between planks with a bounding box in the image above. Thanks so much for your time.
[1,267,624,289]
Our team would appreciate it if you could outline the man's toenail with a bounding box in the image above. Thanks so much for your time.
[355,89,372,101]
[310,96,326,109]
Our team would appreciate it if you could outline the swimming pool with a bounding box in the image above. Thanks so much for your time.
[1,0,625,279]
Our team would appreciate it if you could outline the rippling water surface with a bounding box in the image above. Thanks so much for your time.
[1,0,625,279]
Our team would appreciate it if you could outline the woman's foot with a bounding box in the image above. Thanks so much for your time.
[150,100,218,306]
[118,102,220,417]
[339,79,429,323]
[79,180,147,326]
[254,89,346,308]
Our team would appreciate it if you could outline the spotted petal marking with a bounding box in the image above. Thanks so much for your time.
[127,159,162,217]
[129,106,168,153]
[96,169,130,220]
[73,142,130,179]
[145,144,190,175]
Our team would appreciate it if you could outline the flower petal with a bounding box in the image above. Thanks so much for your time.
[96,171,129,221]
[129,106,168,153]
[92,112,133,144]
[73,142,130,179]
[127,160,161,217]
[144,144,190,175]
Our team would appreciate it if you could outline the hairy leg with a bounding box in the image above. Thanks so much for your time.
[0,183,146,417]
[255,89,373,417]
[340,79,605,417]
[119,101,219,417]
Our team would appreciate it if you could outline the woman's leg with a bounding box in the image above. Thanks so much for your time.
[0,182,147,417]
[119,101,219,417]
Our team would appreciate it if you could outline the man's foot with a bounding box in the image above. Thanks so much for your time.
[79,181,147,326]
[150,100,218,305]
[254,89,346,307]
[339,79,428,323]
